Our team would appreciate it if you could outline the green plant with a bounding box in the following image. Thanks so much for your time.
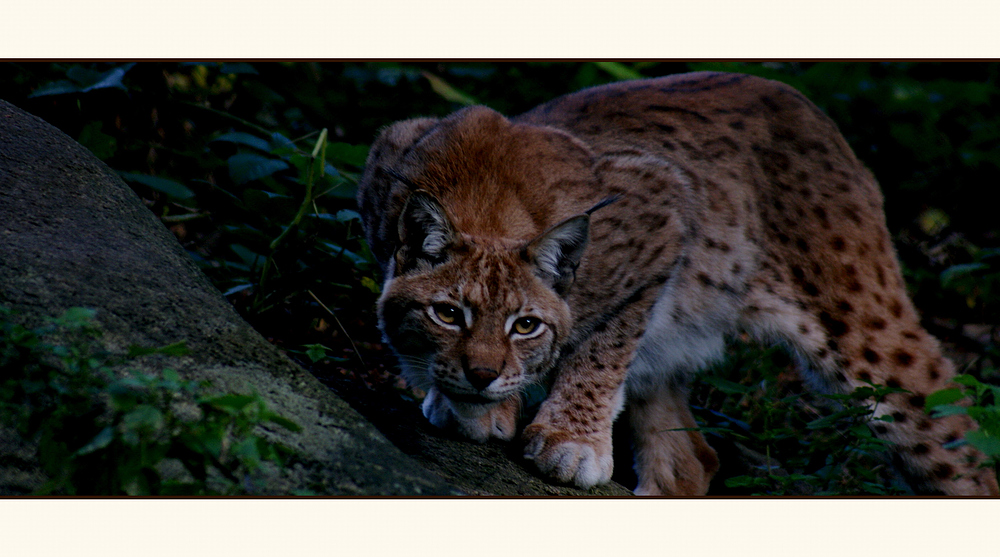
[926,374,1000,465]
[691,344,909,495]
[0,306,300,495]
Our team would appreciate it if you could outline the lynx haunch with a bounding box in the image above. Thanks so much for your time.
[357,72,999,496]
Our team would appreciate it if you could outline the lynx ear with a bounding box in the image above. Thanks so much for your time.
[524,215,590,295]
[397,190,457,271]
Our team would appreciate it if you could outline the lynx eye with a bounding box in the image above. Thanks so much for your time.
[511,316,542,336]
[430,303,463,327]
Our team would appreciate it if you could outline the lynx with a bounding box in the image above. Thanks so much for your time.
[357,72,999,495]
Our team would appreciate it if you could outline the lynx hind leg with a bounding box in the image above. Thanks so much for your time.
[742,273,999,495]
[629,384,720,496]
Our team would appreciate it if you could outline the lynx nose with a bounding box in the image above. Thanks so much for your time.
[465,367,499,391]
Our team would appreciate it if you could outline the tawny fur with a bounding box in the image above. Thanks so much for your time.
[357,72,999,496]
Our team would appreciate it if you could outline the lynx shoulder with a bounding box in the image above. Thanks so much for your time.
[357,72,999,495]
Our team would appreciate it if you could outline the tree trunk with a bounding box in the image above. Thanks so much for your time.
[0,99,631,496]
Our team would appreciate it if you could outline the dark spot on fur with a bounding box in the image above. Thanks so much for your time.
[798,324,810,335]
[932,463,954,479]
[837,300,853,313]
[909,395,926,409]
[944,433,960,447]
[796,238,810,253]
[928,364,941,381]
[886,377,902,389]
[831,236,846,251]
[857,371,872,382]
[912,442,929,454]
[902,331,919,340]
[759,95,781,112]
[893,350,914,367]
[888,300,904,318]
[863,348,880,364]
[653,122,676,134]
[791,266,805,280]
[802,282,819,296]
[917,419,932,431]
[873,424,888,434]
[819,311,849,337]
[866,317,887,330]
[842,204,862,223]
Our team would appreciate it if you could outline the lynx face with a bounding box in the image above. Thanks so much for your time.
[376,191,587,440]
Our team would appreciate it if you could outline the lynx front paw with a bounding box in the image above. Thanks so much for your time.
[522,423,613,489]
[421,388,519,442]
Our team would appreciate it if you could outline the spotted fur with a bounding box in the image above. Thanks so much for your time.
[357,72,999,495]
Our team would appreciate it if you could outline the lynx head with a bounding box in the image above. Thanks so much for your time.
[377,190,590,410]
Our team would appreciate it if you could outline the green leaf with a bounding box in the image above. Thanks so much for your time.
[327,143,369,167]
[202,393,257,413]
[120,172,196,200]
[269,133,296,152]
[950,374,982,388]
[421,71,478,106]
[221,283,254,297]
[227,153,289,185]
[335,209,361,223]
[122,405,165,432]
[941,263,988,286]
[360,276,381,294]
[212,132,271,151]
[929,404,969,418]
[77,121,117,160]
[593,61,644,81]
[71,64,134,92]
[75,426,114,455]
[28,80,81,97]
[161,369,181,383]
[263,412,302,433]
[924,388,965,410]
[964,430,1000,458]
[303,343,329,363]
[56,307,98,326]
[155,342,190,357]
[229,244,264,267]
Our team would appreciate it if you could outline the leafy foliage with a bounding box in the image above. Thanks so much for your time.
[689,344,909,495]
[927,374,1000,464]
[0,306,300,495]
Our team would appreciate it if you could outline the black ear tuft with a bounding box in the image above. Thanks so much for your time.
[523,215,590,295]
[396,190,457,271]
